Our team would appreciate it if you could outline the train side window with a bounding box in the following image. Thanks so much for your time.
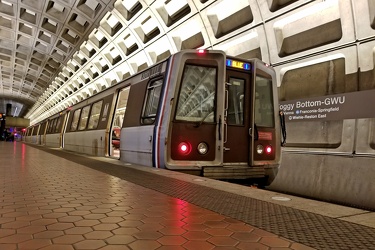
[70,109,81,131]
[227,77,245,125]
[55,117,62,133]
[46,121,51,133]
[78,106,91,130]
[175,64,217,123]
[48,120,53,133]
[40,122,46,135]
[87,100,103,129]
[254,75,274,127]
[32,125,38,135]
[51,118,58,133]
[141,78,163,125]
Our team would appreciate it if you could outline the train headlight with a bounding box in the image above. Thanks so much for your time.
[256,145,264,154]
[197,142,208,155]
[178,142,191,155]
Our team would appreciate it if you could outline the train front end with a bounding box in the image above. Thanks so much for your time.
[164,50,281,185]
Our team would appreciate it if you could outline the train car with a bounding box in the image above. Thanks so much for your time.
[24,121,46,145]
[38,120,48,145]
[119,50,283,184]
[30,124,40,144]
[23,127,28,142]
[23,126,30,142]
[64,91,116,156]
[44,112,67,148]
[27,50,284,184]
[24,125,37,143]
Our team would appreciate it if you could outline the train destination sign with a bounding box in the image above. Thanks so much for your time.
[226,59,251,70]
[279,89,375,122]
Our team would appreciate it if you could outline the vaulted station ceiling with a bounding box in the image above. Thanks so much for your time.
[2,0,371,127]
[0,0,115,117]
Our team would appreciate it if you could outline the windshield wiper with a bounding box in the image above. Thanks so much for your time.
[194,108,214,128]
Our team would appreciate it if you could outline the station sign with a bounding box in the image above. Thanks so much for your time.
[279,89,375,122]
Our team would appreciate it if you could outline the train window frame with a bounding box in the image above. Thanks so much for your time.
[50,118,55,133]
[70,109,82,131]
[114,87,130,128]
[46,121,51,133]
[227,76,246,126]
[40,121,47,135]
[87,100,103,130]
[254,74,275,128]
[141,77,164,125]
[47,120,51,133]
[32,125,38,135]
[78,105,91,131]
[55,116,62,133]
[174,63,218,124]
[51,118,58,133]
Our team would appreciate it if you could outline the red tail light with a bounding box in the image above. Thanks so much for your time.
[265,145,272,154]
[178,142,191,155]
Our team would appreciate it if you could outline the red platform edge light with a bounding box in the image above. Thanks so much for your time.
[178,142,191,155]
[197,49,206,54]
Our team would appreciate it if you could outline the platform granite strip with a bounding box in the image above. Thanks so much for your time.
[27,144,375,250]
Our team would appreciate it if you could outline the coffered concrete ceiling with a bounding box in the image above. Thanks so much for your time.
[1,0,373,126]
[0,0,115,117]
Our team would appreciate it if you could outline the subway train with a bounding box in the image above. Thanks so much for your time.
[24,50,285,185]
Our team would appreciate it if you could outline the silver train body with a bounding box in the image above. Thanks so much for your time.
[24,50,282,185]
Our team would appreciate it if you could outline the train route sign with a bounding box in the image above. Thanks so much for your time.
[279,89,375,122]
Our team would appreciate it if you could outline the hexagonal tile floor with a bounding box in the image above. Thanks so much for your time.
[0,142,316,250]
[2,141,375,250]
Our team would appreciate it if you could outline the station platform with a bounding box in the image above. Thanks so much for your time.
[1,142,375,250]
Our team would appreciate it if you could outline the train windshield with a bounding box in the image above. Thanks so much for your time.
[254,75,274,127]
[175,64,217,123]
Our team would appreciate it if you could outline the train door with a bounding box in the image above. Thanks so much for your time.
[252,62,278,166]
[165,50,226,171]
[37,124,41,145]
[110,87,130,157]
[41,121,47,145]
[224,70,253,164]
[56,115,63,148]
[60,112,69,148]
